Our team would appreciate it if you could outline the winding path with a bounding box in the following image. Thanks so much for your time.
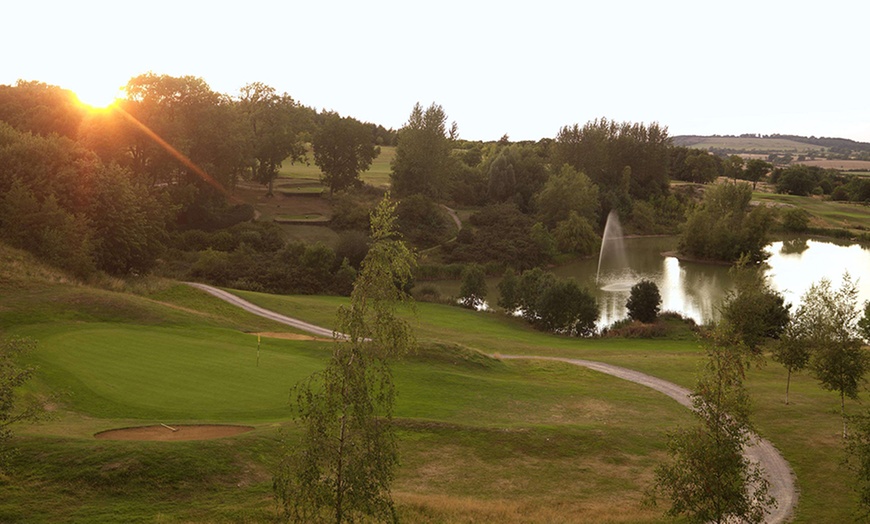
[185,282,797,523]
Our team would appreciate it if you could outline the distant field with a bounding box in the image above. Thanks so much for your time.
[796,159,870,171]
[673,135,823,153]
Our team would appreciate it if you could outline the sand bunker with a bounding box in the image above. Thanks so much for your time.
[95,424,254,441]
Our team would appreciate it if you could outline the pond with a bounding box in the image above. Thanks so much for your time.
[425,237,870,328]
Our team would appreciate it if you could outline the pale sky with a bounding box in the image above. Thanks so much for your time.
[4,0,869,142]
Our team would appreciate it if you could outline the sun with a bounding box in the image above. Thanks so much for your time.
[73,84,123,110]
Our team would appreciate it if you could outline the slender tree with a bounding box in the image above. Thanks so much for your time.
[274,195,416,523]
[771,329,811,405]
[651,327,775,523]
[799,275,868,437]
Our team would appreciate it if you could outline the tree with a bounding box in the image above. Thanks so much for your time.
[670,146,721,184]
[535,278,599,336]
[859,301,870,343]
[552,118,671,202]
[458,263,487,309]
[390,102,455,198]
[651,327,775,523]
[844,411,870,518]
[535,164,600,229]
[486,151,516,202]
[719,259,791,353]
[273,195,416,523]
[553,210,599,256]
[796,276,868,437]
[743,159,772,189]
[678,182,773,264]
[771,327,812,405]
[497,268,519,311]
[626,279,661,323]
[0,336,43,467]
[313,112,379,195]
[724,155,745,181]
[239,82,307,196]
[506,268,598,336]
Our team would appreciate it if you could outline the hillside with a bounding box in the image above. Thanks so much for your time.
[673,134,870,164]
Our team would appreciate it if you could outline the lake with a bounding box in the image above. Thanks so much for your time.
[426,237,870,327]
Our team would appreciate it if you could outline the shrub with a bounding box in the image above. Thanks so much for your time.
[626,280,662,323]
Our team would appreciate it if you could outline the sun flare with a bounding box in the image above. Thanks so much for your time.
[73,85,123,109]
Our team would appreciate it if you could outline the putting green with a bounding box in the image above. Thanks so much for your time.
[28,324,330,421]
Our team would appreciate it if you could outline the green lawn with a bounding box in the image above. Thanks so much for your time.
[1,241,866,522]
[754,191,870,234]
[278,145,395,189]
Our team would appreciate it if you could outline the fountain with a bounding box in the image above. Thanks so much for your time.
[596,210,633,290]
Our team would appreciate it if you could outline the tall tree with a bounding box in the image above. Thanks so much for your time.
[312,112,379,195]
[486,150,516,202]
[651,327,775,523]
[390,102,455,198]
[274,195,416,523]
[552,118,671,204]
[239,82,307,196]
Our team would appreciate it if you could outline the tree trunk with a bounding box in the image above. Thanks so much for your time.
[785,369,792,405]
[842,391,848,439]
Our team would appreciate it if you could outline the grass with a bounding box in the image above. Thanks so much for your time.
[2,239,867,522]
[278,145,395,189]
[674,136,826,154]
[753,191,870,235]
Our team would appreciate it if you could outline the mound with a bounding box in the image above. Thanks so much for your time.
[95,424,254,441]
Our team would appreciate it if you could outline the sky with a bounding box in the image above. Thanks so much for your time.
[4,0,869,143]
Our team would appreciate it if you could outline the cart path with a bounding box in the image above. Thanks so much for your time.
[184,282,342,340]
[186,282,797,523]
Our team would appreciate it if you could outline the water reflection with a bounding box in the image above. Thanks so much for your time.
[424,237,870,329]
[587,237,870,327]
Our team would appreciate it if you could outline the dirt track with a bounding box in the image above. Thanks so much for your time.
[186,282,797,523]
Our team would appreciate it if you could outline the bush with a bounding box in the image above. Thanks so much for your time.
[626,280,662,323]
[780,207,810,233]
[458,264,487,309]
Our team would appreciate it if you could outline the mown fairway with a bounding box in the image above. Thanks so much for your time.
[753,191,870,234]
[0,242,866,522]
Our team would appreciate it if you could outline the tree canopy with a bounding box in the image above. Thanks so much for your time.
[313,112,379,195]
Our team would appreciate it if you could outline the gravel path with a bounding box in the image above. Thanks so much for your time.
[185,282,341,339]
[186,282,797,522]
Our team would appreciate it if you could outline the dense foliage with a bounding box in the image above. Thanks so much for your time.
[678,182,773,264]
[498,268,598,336]
[626,280,662,323]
